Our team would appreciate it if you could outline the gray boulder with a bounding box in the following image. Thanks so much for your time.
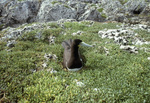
[37,0,104,22]
[0,0,40,27]
[100,0,124,22]
[0,0,150,28]
[141,3,150,23]
[37,0,76,22]
[6,1,40,26]
[124,0,146,15]
[78,8,104,21]
[101,0,123,15]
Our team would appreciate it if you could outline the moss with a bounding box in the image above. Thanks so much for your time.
[101,13,107,18]
[118,0,129,5]
[0,24,4,30]
[63,4,70,9]
[47,22,59,28]
[0,41,7,51]
[20,30,37,41]
[97,8,103,13]
[51,1,59,5]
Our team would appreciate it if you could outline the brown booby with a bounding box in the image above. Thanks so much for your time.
[62,39,93,71]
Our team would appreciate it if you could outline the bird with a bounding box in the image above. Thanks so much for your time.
[62,39,93,71]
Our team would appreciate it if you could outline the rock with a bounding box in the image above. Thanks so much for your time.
[101,0,123,15]
[2,0,40,26]
[44,53,58,62]
[120,45,138,53]
[48,36,55,44]
[141,4,150,15]
[0,22,56,41]
[42,63,47,68]
[128,17,142,24]
[57,19,76,24]
[74,79,85,87]
[44,53,53,61]
[138,24,149,30]
[124,0,146,15]
[98,29,133,45]
[72,31,84,36]
[74,3,87,17]
[104,47,109,56]
[52,54,58,61]
[100,0,124,21]
[47,68,57,74]
[93,88,100,91]
[37,0,76,22]
[30,69,36,73]
[7,40,16,48]
[78,8,105,22]
[0,0,150,28]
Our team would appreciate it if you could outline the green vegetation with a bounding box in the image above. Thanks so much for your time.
[135,29,150,41]
[0,22,150,102]
[118,0,129,5]
[0,24,4,31]
[98,8,103,13]
[51,1,60,5]
[63,4,70,9]
[97,8,107,18]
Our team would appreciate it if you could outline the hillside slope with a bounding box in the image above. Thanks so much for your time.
[0,21,150,102]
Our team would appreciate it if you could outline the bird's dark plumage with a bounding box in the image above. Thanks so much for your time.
[62,39,92,71]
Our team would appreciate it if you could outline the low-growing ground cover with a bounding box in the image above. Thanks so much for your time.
[0,21,150,103]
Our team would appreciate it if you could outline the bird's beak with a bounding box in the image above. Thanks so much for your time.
[80,42,93,47]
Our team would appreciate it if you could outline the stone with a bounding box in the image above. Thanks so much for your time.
[78,8,105,22]
[2,0,40,26]
[72,31,84,36]
[53,54,58,60]
[93,88,100,91]
[44,53,57,61]
[124,0,146,15]
[141,4,150,15]
[47,68,57,74]
[44,53,53,61]
[104,47,109,56]
[0,0,150,28]
[74,79,85,87]
[48,36,55,44]
[30,69,36,73]
[57,19,76,24]
[37,0,76,22]
[7,40,16,48]
[120,45,138,53]
[42,63,47,68]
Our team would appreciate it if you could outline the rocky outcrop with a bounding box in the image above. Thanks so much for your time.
[0,0,105,28]
[124,0,146,15]
[98,23,150,53]
[100,0,150,24]
[0,0,150,29]
[37,0,76,22]
[0,0,40,27]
